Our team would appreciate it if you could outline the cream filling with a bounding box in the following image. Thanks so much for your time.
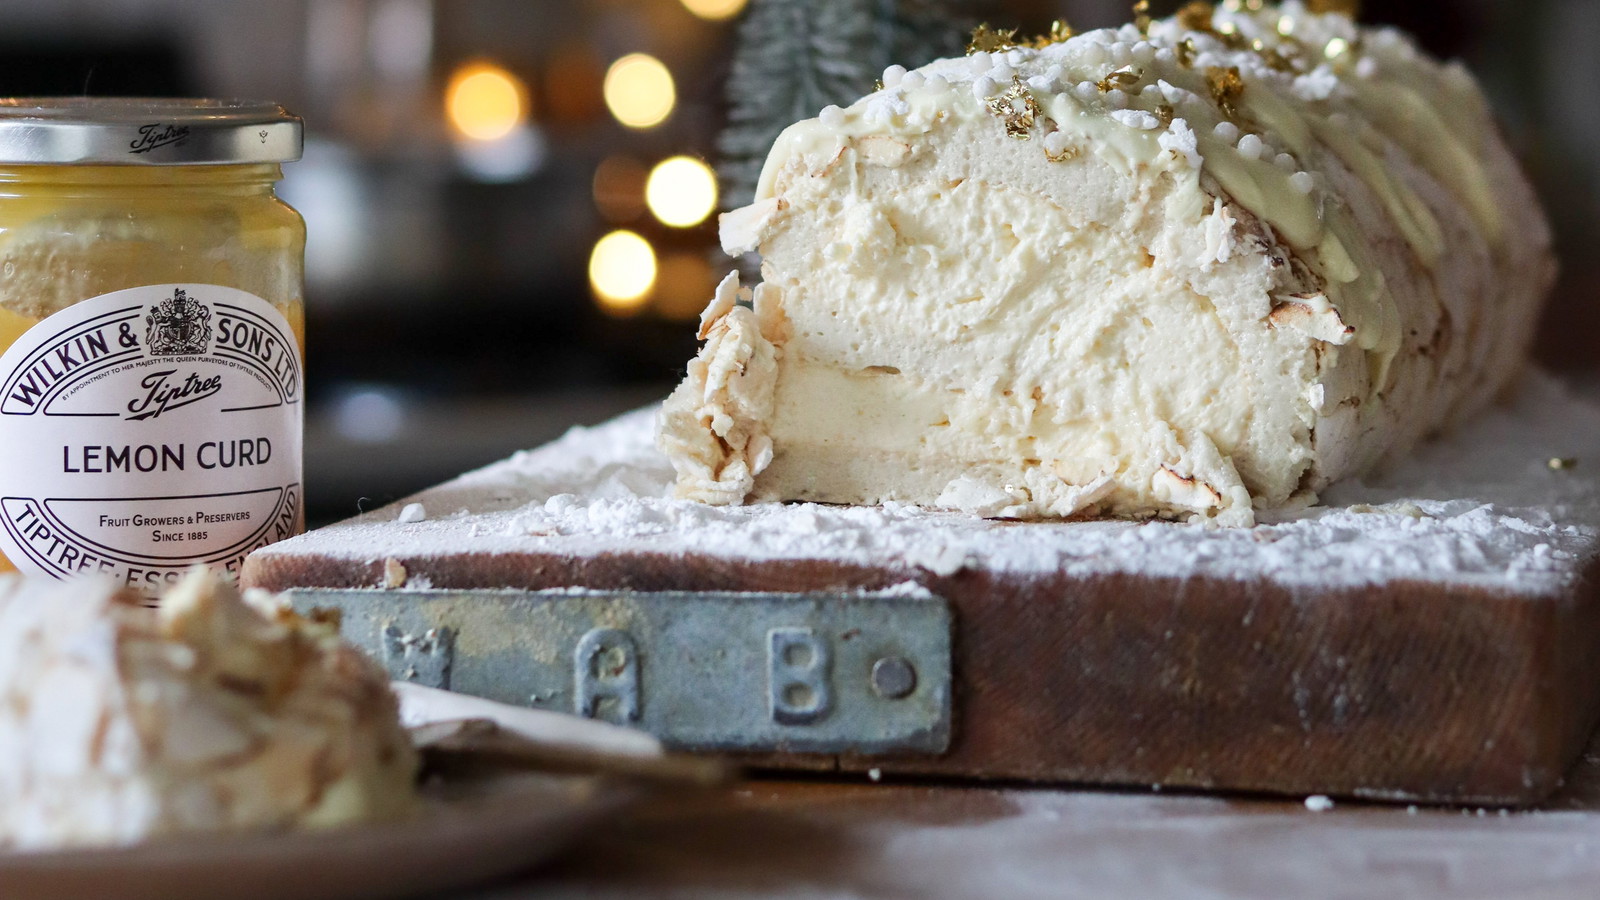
[747,166,1271,523]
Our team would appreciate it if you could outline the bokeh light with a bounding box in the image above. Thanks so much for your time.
[646,156,718,228]
[589,230,657,312]
[446,62,527,141]
[679,0,748,21]
[603,53,676,130]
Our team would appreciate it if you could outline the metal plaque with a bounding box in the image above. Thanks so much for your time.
[286,588,953,756]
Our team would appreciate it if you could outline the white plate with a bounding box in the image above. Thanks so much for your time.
[0,770,635,900]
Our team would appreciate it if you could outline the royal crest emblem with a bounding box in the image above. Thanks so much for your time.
[144,288,213,356]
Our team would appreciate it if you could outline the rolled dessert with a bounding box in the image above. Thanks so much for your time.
[658,1,1554,526]
[0,570,417,849]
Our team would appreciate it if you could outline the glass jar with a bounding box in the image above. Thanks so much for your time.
[0,98,305,590]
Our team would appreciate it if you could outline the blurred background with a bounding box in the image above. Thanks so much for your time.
[0,0,1593,525]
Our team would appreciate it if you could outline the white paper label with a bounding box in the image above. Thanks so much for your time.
[0,284,302,590]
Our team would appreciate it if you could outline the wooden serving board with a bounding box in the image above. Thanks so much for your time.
[244,381,1600,805]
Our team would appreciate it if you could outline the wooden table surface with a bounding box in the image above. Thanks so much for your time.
[449,735,1600,900]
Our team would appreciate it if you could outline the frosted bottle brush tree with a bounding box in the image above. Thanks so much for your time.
[717,0,977,212]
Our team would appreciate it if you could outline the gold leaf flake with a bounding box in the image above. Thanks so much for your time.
[1133,0,1152,34]
[1031,19,1074,48]
[1176,38,1198,67]
[985,76,1039,139]
[1307,0,1360,18]
[1206,65,1245,118]
[968,23,1020,54]
[1177,1,1215,32]
[1154,103,1175,127]
[1251,39,1296,72]
[1044,134,1080,162]
[1096,64,1144,92]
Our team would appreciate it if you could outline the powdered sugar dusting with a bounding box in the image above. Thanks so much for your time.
[260,374,1600,593]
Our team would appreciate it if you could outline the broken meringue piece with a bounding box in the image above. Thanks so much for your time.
[0,569,417,850]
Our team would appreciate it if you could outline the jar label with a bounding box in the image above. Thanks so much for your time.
[0,284,302,590]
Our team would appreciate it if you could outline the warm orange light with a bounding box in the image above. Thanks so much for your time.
[680,0,748,21]
[646,156,718,228]
[603,54,675,130]
[589,230,657,312]
[593,155,649,222]
[446,62,527,141]
[654,253,717,320]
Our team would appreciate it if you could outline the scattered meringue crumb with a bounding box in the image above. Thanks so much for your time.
[382,557,408,589]
[398,502,427,523]
[868,768,883,783]
[1304,795,1335,812]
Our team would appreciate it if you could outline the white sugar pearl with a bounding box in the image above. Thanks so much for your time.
[1213,120,1240,141]
[1105,89,1130,109]
[1275,152,1298,172]
[882,64,907,89]
[1111,43,1134,66]
[901,70,926,91]
[1027,75,1054,93]
[819,105,846,128]
[1132,41,1157,65]
[1289,171,1316,194]
[1080,43,1108,68]
[924,74,948,93]
[1006,49,1027,66]
[1074,82,1098,102]
[1237,133,1265,159]
[973,76,998,99]
[989,63,1015,82]
[969,52,992,73]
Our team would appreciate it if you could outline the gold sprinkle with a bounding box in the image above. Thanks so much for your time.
[1096,64,1144,92]
[985,76,1039,139]
[1206,65,1245,118]
[1307,0,1360,18]
[1176,38,1198,67]
[968,23,1020,54]
[1032,19,1074,48]
[1154,103,1176,127]
[1177,1,1215,32]
[1133,0,1152,34]
[1549,457,1578,470]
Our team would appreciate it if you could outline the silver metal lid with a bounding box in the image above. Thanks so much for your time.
[0,98,302,165]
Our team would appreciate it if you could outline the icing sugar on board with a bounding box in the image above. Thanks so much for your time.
[245,373,1600,804]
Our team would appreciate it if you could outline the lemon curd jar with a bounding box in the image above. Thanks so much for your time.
[0,99,305,590]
